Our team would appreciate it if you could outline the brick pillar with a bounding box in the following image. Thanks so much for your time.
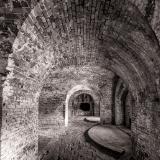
[100,78,114,124]
[114,80,124,125]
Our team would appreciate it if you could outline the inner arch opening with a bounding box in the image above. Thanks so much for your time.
[72,93,94,116]
[80,103,90,111]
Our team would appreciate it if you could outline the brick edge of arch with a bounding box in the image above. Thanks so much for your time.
[65,85,101,127]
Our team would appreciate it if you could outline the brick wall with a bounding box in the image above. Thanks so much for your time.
[39,87,65,127]
[1,72,40,160]
[131,94,160,160]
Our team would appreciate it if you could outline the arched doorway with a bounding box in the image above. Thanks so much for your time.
[71,93,94,117]
[65,86,101,127]
[113,78,133,129]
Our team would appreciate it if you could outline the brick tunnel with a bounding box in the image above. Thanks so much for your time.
[0,0,160,160]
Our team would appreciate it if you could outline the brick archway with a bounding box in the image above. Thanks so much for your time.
[65,85,101,126]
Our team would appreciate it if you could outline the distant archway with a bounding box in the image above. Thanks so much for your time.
[65,85,100,126]
[71,93,94,117]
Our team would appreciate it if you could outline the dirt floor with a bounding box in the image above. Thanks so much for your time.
[38,116,132,160]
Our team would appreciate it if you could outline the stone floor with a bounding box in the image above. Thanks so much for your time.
[38,116,132,160]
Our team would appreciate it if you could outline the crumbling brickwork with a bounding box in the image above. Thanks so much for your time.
[0,0,159,160]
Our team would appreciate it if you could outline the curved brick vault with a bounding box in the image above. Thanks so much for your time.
[7,0,160,94]
[67,90,100,123]
[39,66,112,126]
[65,84,101,126]
[0,0,160,160]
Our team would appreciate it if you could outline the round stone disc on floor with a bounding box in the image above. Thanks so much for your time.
[88,125,132,155]
[84,116,100,123]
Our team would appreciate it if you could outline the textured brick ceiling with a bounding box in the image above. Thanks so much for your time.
[1,0,159,97]
[42,65,114,95]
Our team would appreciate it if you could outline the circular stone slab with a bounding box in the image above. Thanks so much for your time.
[88,125,132,155]
[84,116,100,123]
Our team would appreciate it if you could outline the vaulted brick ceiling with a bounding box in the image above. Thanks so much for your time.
[1,0,160,98]
[41,65,114,98]
[1,2,160,160]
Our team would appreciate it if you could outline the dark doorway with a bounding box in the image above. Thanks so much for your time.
[80,103,90,111]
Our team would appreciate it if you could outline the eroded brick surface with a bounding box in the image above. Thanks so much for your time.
[0,0,159,160]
